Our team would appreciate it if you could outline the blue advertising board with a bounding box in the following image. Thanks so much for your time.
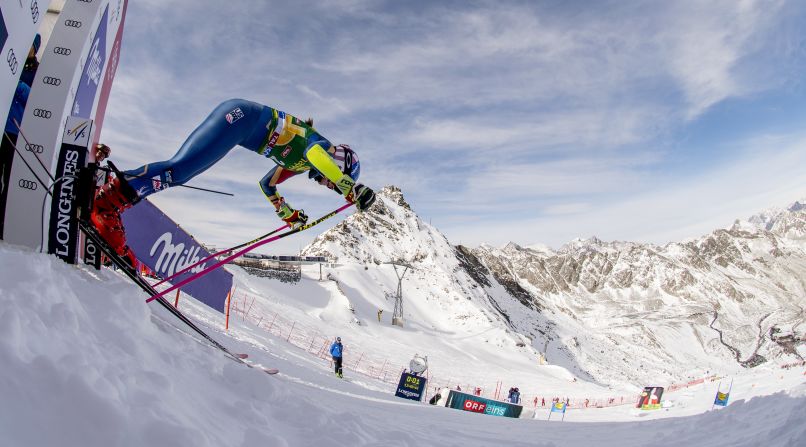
[395,372,427,402]
[445,390,523,418]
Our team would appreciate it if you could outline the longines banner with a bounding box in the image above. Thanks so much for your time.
[3,0,126,250]
[47,116,92,263]
[121,200,233,313]
[0,0,52,127]
[444,390,523,418]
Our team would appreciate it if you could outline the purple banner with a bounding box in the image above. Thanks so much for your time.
[71,5,109,118]
[91,0,128,149]
[122,200,232,313]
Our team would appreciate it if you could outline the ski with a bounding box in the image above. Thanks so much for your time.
[145,202,354,304]
[81,219,284,376]
[78,220,247,365]
[231,353,280,373]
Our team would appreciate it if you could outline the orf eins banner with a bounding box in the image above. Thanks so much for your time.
[121,200,232,313]
[445,390,523,418]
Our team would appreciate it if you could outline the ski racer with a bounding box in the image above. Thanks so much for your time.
[91,99,376,264]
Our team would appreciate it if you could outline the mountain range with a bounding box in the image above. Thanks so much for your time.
[303,187,806,385]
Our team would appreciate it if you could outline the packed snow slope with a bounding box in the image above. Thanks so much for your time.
[304,188,806,386]
[1,243,805,447]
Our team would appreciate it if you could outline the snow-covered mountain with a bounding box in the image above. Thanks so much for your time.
[305,187,806,385]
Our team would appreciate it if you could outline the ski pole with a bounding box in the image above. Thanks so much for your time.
[145,203,354,303]
[96,166,234,196]
[152,223,289,287]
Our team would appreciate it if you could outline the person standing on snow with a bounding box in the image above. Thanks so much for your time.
[508,387,521,404]
[91,99,376,264]
[330,336,344,378]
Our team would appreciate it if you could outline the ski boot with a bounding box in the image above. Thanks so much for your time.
[90,175,140,267]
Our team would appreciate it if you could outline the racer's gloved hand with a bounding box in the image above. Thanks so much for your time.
[276,201,308,228]
[345,184,376,211]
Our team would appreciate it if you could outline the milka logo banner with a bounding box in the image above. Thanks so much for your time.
[72,4,109,117]
[122,200,232,313]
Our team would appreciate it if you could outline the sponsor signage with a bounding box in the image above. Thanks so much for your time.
[636,386,664,410]
[47,116,92,263]
[121,200,233,313]
[0,0,51,128]
[444,390,523,418]
[90,0,127,147]
[71,3,108,118]
[394,372,427,402]
[2,0,124,250]
[82,227,102,269]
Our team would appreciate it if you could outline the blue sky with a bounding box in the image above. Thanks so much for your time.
[102,0,806,254]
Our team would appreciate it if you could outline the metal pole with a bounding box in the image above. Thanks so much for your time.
[287,321,296,342]
[225,289,232,331]
[245,296,256,320]
[266,312,278,333]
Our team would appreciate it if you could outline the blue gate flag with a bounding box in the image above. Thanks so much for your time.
[714,391,730,407]
[551,402,567,413]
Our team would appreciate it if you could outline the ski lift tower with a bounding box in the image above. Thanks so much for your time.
[385,260,414,327]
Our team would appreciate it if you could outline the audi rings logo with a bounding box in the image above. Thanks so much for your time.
[31,1,41,23]
[19,179,38,190]
[53,47,72,56]
[64,20,82,28]
[43,76,62,86]
[7,49,19,75]
[33,109,52,119]
[26,143,44,154]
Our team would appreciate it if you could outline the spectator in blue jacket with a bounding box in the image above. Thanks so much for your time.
[508,387,521,404]
[330,337,344,378]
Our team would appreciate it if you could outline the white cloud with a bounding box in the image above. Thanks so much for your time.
[660,0,787,119]
[441,132,806,248]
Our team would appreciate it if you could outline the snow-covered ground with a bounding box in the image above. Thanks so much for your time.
[1,243,804,446]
